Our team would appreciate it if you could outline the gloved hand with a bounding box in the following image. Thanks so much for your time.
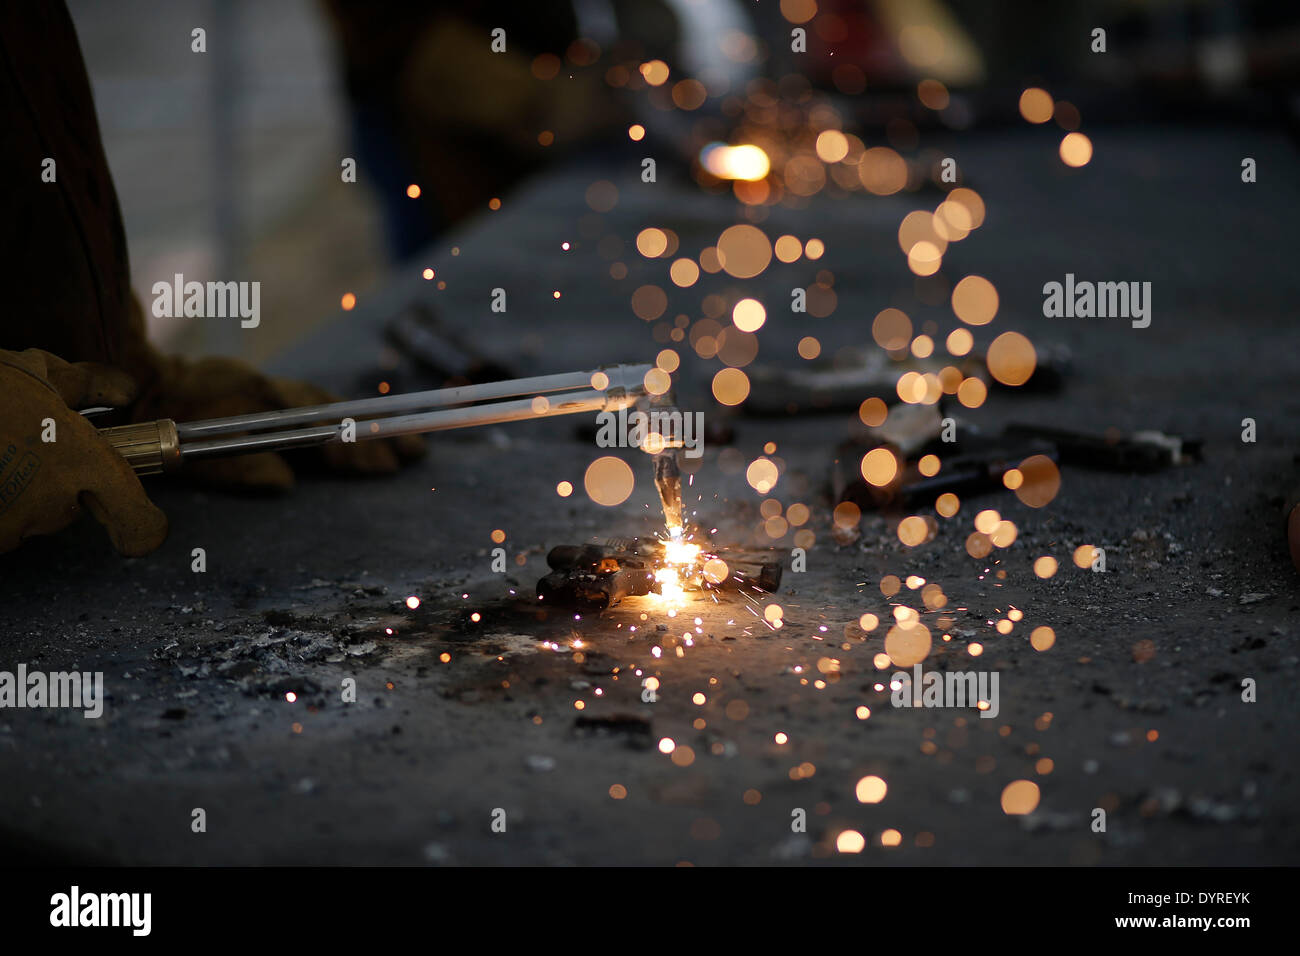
[0,349,168,556]
[132,355,426,491]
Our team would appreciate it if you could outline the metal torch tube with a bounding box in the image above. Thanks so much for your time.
[176,363,653,439]
[178,389,638,461]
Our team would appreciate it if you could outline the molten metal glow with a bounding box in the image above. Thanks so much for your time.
[654,568,685,603]
[663,539,701,565]
[650,533,703,608]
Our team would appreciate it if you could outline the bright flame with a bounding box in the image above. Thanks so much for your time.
[700,143,771,181]
[653,535,703,607]
[663,539,701,565]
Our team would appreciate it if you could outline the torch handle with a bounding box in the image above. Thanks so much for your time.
[98,419,182,476]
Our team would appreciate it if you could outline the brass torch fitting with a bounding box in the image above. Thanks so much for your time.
[98,419,182,475]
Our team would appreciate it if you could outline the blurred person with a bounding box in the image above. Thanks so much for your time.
[0,3,422,558]
[321,0,677,259]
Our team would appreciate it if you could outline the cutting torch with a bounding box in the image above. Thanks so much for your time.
[94,364,653,476]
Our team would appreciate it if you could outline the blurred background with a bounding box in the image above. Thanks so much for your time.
[9,0,1297,868]
[72,0,365,363]
[71,0,1299,367]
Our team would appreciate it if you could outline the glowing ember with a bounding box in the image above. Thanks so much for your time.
[855,775,888,804]
[1000,780,1041,815]
[836,830,866,854]
[1059,132,1093,167]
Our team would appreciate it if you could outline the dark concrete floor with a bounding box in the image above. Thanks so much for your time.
[1,125,1297,865]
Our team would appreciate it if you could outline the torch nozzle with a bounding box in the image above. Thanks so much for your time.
[653,449,684,536]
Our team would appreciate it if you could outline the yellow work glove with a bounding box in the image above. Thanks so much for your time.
[0,348,168,556]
